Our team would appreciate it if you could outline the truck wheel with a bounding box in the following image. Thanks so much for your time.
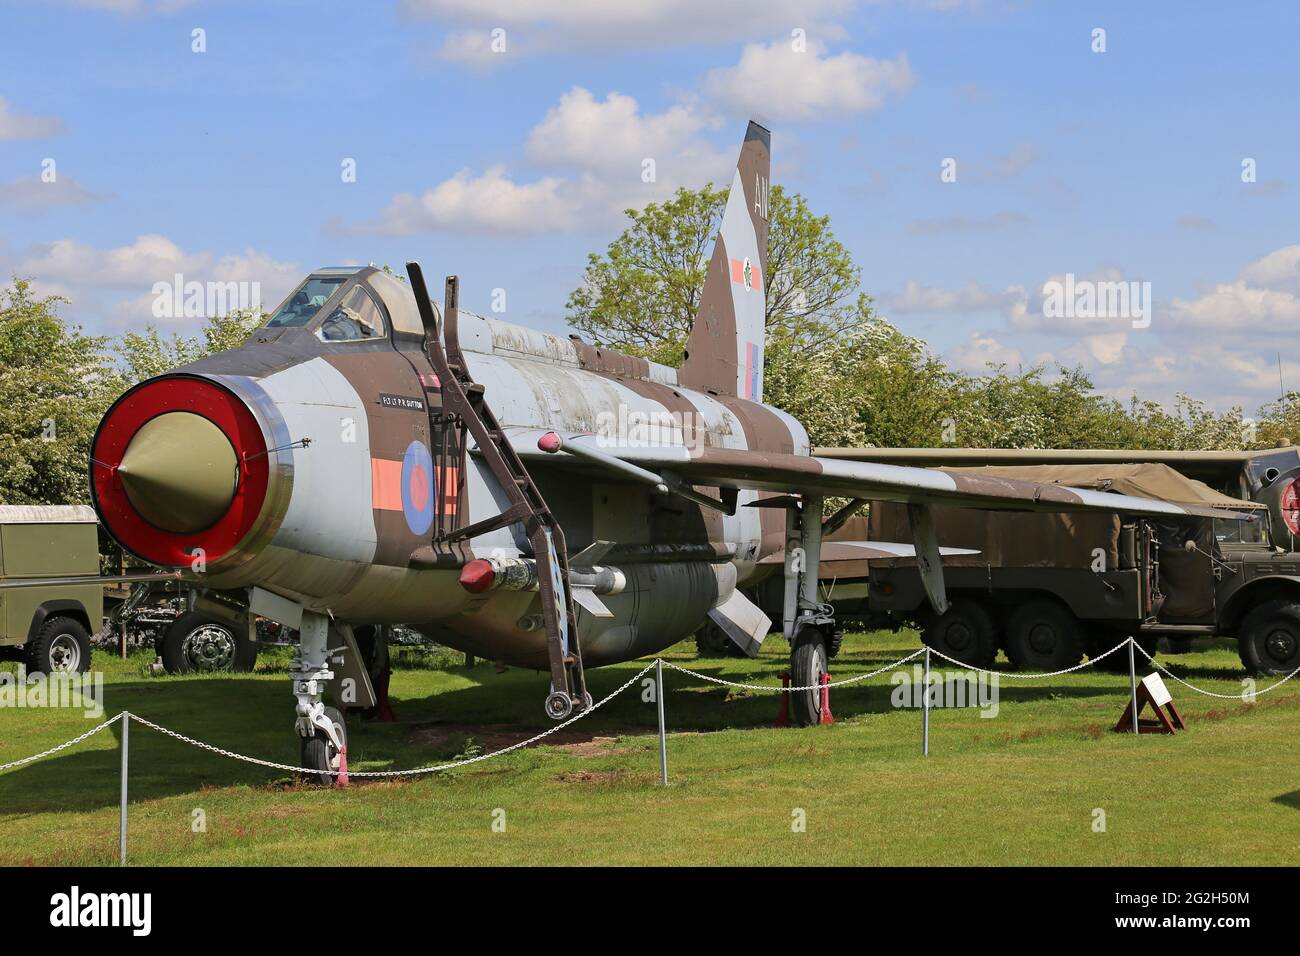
[26,617,92,675]
[160,611,257,675]
[788,626,829,727]
[1088,631,1156,673]
[300,706,347,786]
[694,619,743,657]
[1238,599,1300,676]
[921,600,997,669]
[1005,601,1085,672]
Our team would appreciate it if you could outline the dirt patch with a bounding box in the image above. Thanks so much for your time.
[408,724,631,757]
[554,769,630,784]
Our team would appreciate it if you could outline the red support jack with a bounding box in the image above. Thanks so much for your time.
[335,746,349,788]
[818,673,834,725]
[775,672,790,726]
[374,668,396,722]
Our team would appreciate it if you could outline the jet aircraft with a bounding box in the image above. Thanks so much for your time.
[89,123,1220,778]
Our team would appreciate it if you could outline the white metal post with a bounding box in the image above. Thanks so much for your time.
[119,712,129,865]
[922,646,931,756]
[656,659,668,785]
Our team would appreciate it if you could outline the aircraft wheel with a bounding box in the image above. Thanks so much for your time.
[300,706,347,786]
[694,620,743,657]
[1005,601,1086,672]
[920,600,998,669]
[788,626,829,727]
[545,692,573,720]
[160,611,256,675]
[1238,599,1300,676]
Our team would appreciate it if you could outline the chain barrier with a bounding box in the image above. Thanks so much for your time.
[3,640,1298,778]
[664,648,925,692]
[0,712,122,773]
[1131,641,1300,700]
[127,662,655,778]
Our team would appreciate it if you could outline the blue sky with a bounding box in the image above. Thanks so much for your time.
[1,0,1297,411]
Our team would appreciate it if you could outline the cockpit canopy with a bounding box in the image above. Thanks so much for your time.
[263,267,425,342]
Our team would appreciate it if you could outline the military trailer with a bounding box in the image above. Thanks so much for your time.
[860,463,1300,675]
[0,505,102,673]
[817,445,1300,552]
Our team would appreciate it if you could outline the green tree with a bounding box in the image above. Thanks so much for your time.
[568,184,891,445]
[116,307,264,386]
[0,279,123,505]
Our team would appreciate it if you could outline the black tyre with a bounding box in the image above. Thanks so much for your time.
[1005,600,1086,672]
[788,626,829,727]
[25,616,92,675]
[1238,599,1300,676]
[160,611,257,675]
[1088,630,1155,673]
[921,599,998,669]
[694,619,744,657]
[300,706,348,786]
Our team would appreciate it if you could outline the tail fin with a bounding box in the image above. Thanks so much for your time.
[679,121,770,402]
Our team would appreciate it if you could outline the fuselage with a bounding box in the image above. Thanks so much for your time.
[91,267,808,667]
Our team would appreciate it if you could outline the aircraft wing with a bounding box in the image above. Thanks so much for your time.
[508,429,1248,520]
[756,542,979,563]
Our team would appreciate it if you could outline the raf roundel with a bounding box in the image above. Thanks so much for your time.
[400,439,436,536]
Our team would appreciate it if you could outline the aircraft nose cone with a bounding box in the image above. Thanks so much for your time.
[117,411,239,533]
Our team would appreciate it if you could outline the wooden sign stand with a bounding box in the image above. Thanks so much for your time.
[1115,673,1186,734]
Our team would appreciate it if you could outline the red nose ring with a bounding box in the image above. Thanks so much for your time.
[91,375,270,567]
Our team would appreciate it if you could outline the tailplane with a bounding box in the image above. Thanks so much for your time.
[679,121,770,401]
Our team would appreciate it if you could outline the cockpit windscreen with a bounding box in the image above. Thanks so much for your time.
[265,276,347,328]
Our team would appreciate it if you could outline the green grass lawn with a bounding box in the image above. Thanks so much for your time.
[1,631,1297,866]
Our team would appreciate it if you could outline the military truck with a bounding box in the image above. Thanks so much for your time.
[0,505,102,673]
[860,463,1300,675]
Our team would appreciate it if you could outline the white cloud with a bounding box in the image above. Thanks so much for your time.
[889,278,1026,316]
[5,235,299,330]
[402,0,855,59]
[359,87,735,237]
[363,166,575,236]
[1167,245,1300,331]
[525,88,725,180]
[0,97,63,141]
[0,174,108,213]
[703,42,914,122]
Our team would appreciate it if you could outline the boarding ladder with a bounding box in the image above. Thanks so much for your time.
[405,263,589,719]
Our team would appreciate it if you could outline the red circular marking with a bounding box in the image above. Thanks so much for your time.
[537,431,562,453]
[410,463,430,512]
[90,376,269,567]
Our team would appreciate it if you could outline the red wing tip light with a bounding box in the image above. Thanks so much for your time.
[459,559,496,593]
[537,432,563,453]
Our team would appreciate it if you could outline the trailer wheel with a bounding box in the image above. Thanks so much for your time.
[788,626,829,727]
[1005,601,1085,672]
[1087,630,1156,673]
[1238,599,1300,676]
[160,611,257,675]
[921,600,998,669]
